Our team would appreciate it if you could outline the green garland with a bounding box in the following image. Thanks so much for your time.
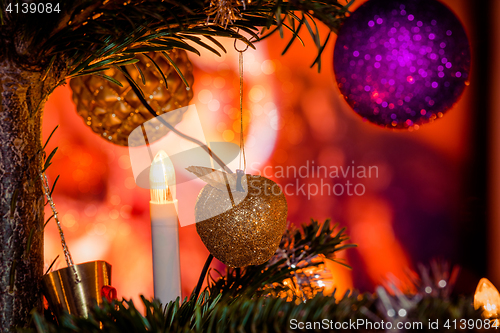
[22,220,484,333]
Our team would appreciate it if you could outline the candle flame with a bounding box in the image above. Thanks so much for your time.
[150,150,175,203]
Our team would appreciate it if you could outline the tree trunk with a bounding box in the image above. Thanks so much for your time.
[0,60,62,330]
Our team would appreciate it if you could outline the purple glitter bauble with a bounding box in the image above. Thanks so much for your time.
[333,0,470,129]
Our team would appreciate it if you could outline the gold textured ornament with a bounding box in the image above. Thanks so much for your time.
[292,256,333,299]
[195,174,288,267]
[70,49,194,146]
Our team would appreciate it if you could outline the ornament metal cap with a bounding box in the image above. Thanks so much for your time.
[42,260,115,318]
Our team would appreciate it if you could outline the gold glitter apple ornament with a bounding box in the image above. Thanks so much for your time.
[189,43,288,268]
[189,167,288,268]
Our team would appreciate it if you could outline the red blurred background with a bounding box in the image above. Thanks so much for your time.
[43,0,489,305]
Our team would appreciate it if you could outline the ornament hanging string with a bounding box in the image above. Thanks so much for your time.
[234,37,248,172]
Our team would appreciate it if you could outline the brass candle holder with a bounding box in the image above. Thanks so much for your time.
[42,261,115,318]
[40,172,116,318]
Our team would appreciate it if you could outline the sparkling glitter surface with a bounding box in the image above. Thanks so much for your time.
[70,50,193,146]
[195,175,288,267]
[333,0,470,129]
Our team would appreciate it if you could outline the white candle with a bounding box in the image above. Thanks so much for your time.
[149,150,181,303]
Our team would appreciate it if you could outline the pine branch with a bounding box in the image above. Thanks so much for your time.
[27,285,482,333]
[1,0,352,73]
[25,230,485,333]
[198,219,354,301]
[26,219,357,332]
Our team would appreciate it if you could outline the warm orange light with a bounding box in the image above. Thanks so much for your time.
[474,278,500,318]
[348,196,413,290]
